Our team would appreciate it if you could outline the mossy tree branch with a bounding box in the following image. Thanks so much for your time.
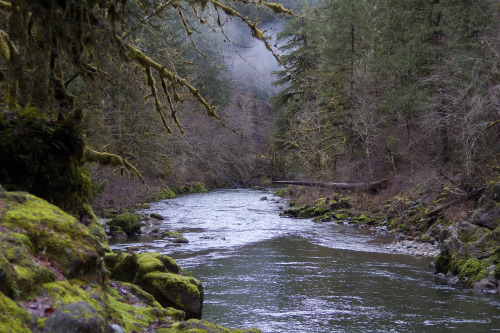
[125,43,219,119]
[84,146,145,185]
[0,0,11,11]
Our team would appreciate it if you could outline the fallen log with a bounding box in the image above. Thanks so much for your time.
[425,186,486,217]
[272,179,389,192]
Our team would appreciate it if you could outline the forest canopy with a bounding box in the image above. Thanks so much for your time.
[271,0,500,189]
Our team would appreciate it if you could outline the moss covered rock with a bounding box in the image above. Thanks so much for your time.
[0,292,33,333]
[139,272,204,320]
[273,187,291,198]
[158,319,261,332]
[108,213,141,236]
[436,185,500,290]
[104,252,203,319]
[184,182,208,194]
[469,182,500,230]
[0,191,106,296]
[153,186,177,201]
[280,204,310,218]
[41,301,106,333]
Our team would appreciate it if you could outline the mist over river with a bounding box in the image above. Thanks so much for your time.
[110,189,500,332]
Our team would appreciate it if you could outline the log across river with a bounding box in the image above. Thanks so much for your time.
[109,189,500,332]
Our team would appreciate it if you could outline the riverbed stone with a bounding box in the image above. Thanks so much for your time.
[150,213,164,220]
[104,252,203,318]
[173,319,260,332]
[42,301,106,333]
[138,272,204,319]
[108,213,141,236]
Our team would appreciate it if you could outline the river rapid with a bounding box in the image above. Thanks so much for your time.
[110,189,500,332]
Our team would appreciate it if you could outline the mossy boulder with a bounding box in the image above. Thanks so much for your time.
[108,213,141,236]
[160,319,261,333]
[150,213,164,220]
[41,301,106,333]
[273,187,291,198]
[280,204,310,218]
[333,212,349,221]
[104,252,203,319]
[139,272,204,320]
[184,181,208,194]
[459,258,488,284]
[351,214,377,226]
[437,197,500,289]
[153,186,177,201]
[0,191,107,296]
[469,182,500,230]
[163,230,189,244]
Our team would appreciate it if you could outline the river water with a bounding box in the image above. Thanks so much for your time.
[110,189,500,332]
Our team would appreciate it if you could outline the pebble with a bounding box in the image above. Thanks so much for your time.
[385,239,440,257]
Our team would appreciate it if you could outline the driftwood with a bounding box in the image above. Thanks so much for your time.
[272,179,389,192]
[425,186,486,217]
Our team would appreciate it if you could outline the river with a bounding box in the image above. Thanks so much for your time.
[110,189,500,332]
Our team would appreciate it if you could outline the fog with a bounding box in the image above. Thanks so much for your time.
[224,19,285,99]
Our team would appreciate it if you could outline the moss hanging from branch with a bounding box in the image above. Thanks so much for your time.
[160,77,185,134]
[0,30,12,62]
[84,146,145,184]
[264,3,294,15]
[177,7,193,36]
[125,43,219,119]
[210,0,293,74]
[145,66,173,133]
[0,0,12,10]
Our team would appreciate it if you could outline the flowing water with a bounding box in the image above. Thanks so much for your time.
[110,189,500,332]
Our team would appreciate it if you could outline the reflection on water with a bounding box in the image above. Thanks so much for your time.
[110,189,500,332]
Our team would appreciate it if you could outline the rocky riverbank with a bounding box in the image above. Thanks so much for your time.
[0,186,259,333]
[275,181,500,292]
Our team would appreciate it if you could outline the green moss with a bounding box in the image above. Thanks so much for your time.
[280,205,308,218]
[105,252,182,285]
[154,187,177,201]
[297,206,315,218]
[157,319,261,332]
[106,284,182,331]
[139,271,203,318]
[41,280,104,311]
[459,258,488,284]
[434,252,451,273]
[108,213,140,236]
[351,214,377,225]
[135,203,152,210]
[185,182,208,194]
[80,203,108,248]
[388,217,402,229]
[164,231,182,238]
[144,272,201,298]
[334,213,348,220]
[0,291,32,333]
[313,207,330,216]
[273,187,291,198]
[313,212,333,223]
[135,254,166,281]
[0,192,105,290]
[493,264,500,279]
